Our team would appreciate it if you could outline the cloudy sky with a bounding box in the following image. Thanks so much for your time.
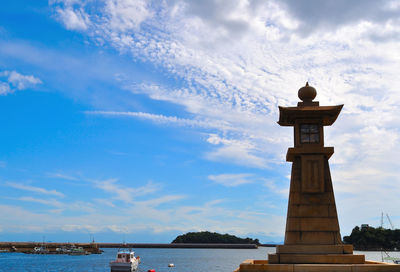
[1,0,400,243]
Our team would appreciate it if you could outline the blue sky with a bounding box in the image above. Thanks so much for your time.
[1,0,400,243]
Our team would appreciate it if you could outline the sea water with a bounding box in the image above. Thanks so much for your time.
[0,247,399,272]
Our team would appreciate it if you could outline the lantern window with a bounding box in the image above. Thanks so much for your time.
[300,124,320,144]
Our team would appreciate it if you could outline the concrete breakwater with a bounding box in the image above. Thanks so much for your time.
[0,242,260,252]
[0,242,102,254]
[99,243,259,249]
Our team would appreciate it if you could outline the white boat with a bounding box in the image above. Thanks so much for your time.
[33,246,49,254]
[69,246,89,255]
[110,250,140,272]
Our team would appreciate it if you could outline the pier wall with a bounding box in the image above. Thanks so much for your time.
[99,243,259,249]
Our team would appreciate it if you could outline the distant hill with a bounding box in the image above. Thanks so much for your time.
[172,231,260,245]
[343,225,400,250]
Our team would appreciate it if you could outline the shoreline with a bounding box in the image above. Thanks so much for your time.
[0,242,397,251]
[0,242,261,251]
[99,243,260,248]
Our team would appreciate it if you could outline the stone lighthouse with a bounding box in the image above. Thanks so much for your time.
[235,83,400,271]
[267,83,364,264]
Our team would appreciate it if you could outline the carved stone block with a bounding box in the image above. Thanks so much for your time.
[301,155,324,193]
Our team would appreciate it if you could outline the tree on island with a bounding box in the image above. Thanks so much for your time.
[172,231,260,245]
[343,225,400,251]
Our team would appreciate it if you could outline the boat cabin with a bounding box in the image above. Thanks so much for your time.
[115,252,135,263]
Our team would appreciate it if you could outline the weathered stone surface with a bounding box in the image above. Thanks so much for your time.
[301,155,325,193]
[279,254,365,264]
[286,218,340,232]
[269,254,364,265]
[285,231,341,245]
[268,254,279,264]
[293,264,353,272]
[288,191,335,205]
[288,204,333,217]
[239,263,294,272]
[235,260,400,272]
[286,147,334,161]
[276,245,353,254]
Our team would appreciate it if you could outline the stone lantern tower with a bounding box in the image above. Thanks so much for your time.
[268,82,365,264]
[235,83,400,271]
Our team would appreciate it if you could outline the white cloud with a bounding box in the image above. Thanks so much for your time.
[278,0,400,35]
[94,198,116,208]
[0,198,286,239]
[51,0,400,172]
[0,82,11,94]
[94,179,160,204]
[49,0,400,236]
[105,0,152,31]
[86,110,231,130]
[262,178,289,198]
[56,7,89,30]
[0,70,42,95]
[16,197,64,207]
[7,70,42,89]
[53,0,151,32]
[0,204,129,233]
[12,196,97,214]
[5,182,64,198]
[208,173,254,187]
[46,172,79,181]
[205,134,269,168]
[135,195,185,208]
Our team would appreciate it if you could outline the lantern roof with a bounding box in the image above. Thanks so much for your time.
[278,83,343,126]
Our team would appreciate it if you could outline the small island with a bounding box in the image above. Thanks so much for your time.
[343,225,400,251]
[172,231,260,245]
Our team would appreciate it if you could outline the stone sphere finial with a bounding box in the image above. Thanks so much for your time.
[298,82,317,102]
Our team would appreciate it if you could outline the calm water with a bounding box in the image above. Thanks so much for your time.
[0,247,399,272]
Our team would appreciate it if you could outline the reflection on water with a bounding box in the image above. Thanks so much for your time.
[0,247,399,272]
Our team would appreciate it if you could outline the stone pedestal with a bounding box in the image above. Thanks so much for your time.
[266,157,365,265]
[235,259,400,272]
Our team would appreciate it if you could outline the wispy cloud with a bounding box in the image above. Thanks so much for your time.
[205,134,269,168]
[5,182,64,198]
[262,178,289,197]
[94,179,160,204]
[55,7,89,30]
[0,70,42,95]
[208,173,254,187]
[85,111,232,130]
[135,195,185,208]
[15,196,64,207]
[12,196,96,214]
[51,0,91,31]
[46,172,79,181]
[0,196,286,239]
[94,198,116,208]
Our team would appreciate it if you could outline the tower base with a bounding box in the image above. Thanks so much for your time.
[268,244,364,264]
[235,259,400,272]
